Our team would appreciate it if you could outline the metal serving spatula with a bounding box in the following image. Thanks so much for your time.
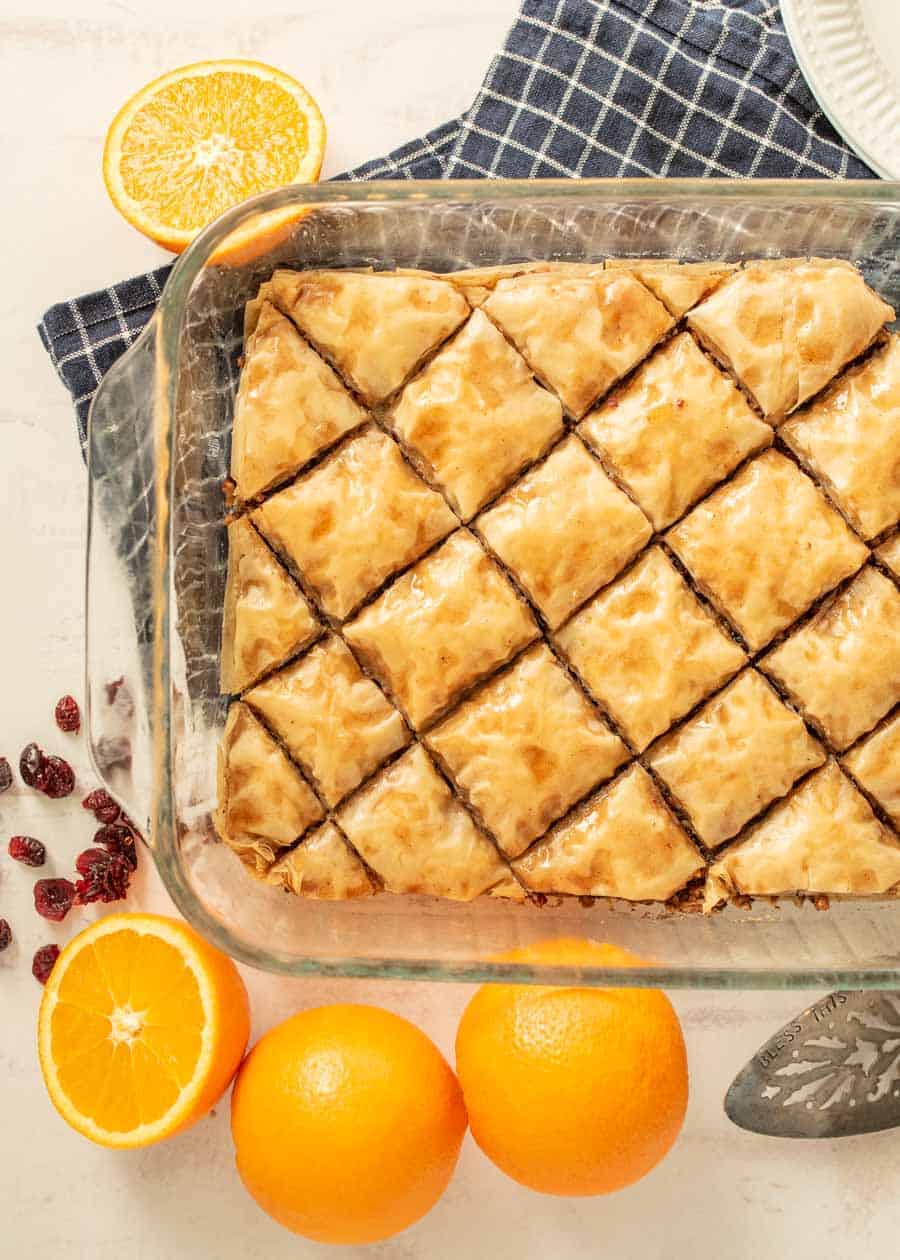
[726,991,900,1137]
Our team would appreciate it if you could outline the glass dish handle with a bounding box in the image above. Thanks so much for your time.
[84,320,159,842]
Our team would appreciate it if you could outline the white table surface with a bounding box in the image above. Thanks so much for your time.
[2,2,898,1255]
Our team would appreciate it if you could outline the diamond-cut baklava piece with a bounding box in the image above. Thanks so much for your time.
[557,547,746,751]
[483,271,673,416]
[649,669,825,848]
[780,335,900,539]
[214,703,323,876]
[689,266,786,418]
[581,332,772,529]
[513,764,703,900]
[789,262,893,411]
[264,269,470,403]
[704,762,900,910]
[477,436,652,628]
[605,260,735,317]
[762,567,900,750]
[337,745,509,900]
[267,822,376,900]
[230,301,367,501]
[391,308,563,520]
[844,715,900,828]
[426,644,628,858]
[345,531,538,729]
[252,427,456,620]
[245,635,408,806]
[667,450,868,650]
[688,261,894,419]
[879,534,900,577]
[221,517,319,693]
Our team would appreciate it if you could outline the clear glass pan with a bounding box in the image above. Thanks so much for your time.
[86,179,900,989]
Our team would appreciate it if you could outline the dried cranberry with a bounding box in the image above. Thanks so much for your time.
[18,743,75,798]
[105,676,124,704]
[75,848,102,876]
[33,878,76,922]
[0,758,12,794]
[0,919,11,951]
[19,742,44,787]
[74,848,131,905]
[105,677,134,719]
[82,788,121,825]
[8,836,46,867]
[32,944,60,985]
[54,695,81,733]
[95,822,138,872]
[37,755,75,799]
[95,736,132,775]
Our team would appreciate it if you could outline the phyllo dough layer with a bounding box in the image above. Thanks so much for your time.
[761,566,900,750]
[688,262,893,419]
[557,547,746,751]
[337,745,509,900]
[391,308,563,520]
[844,715,900,829]
[427,645,628,858]
[221,517,319,693]
[252,427,456,620]
[649,670,825,848]
[514,765,703,900]
[478,436,652,628]
[483,271,673,416]
[667,450,867,650]
[214,703,323,876]
[345,531,538,729]
[781,335,900,540]
[264,268,470,403]
[582,332,772,529]
[705,762,900,910]
[246,635,408,806]
[267,823,376,900]
[230,301,366,501]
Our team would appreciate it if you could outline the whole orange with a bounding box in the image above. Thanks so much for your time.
[455,938,688,1196]
[230,1004,467,1244]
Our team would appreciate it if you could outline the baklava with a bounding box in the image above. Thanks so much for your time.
[216,261,900,912]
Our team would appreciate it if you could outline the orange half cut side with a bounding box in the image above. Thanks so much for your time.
[103,59,326,253]
[38,913,250,1148]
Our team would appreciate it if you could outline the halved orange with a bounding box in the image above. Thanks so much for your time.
[103,60,326,253]
[38,913,250,1148]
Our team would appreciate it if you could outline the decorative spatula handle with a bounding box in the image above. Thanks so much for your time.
[726,991,900,1138]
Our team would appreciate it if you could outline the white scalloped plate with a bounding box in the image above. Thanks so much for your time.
[782,0,900,179]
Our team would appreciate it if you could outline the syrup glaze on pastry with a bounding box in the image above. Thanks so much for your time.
[217,259,898,910]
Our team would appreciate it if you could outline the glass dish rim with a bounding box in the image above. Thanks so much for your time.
[95,177,900,988]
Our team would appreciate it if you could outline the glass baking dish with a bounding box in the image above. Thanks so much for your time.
[85,178,900,989]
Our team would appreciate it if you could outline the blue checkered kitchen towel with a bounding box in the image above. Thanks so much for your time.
[40,0,875,445]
